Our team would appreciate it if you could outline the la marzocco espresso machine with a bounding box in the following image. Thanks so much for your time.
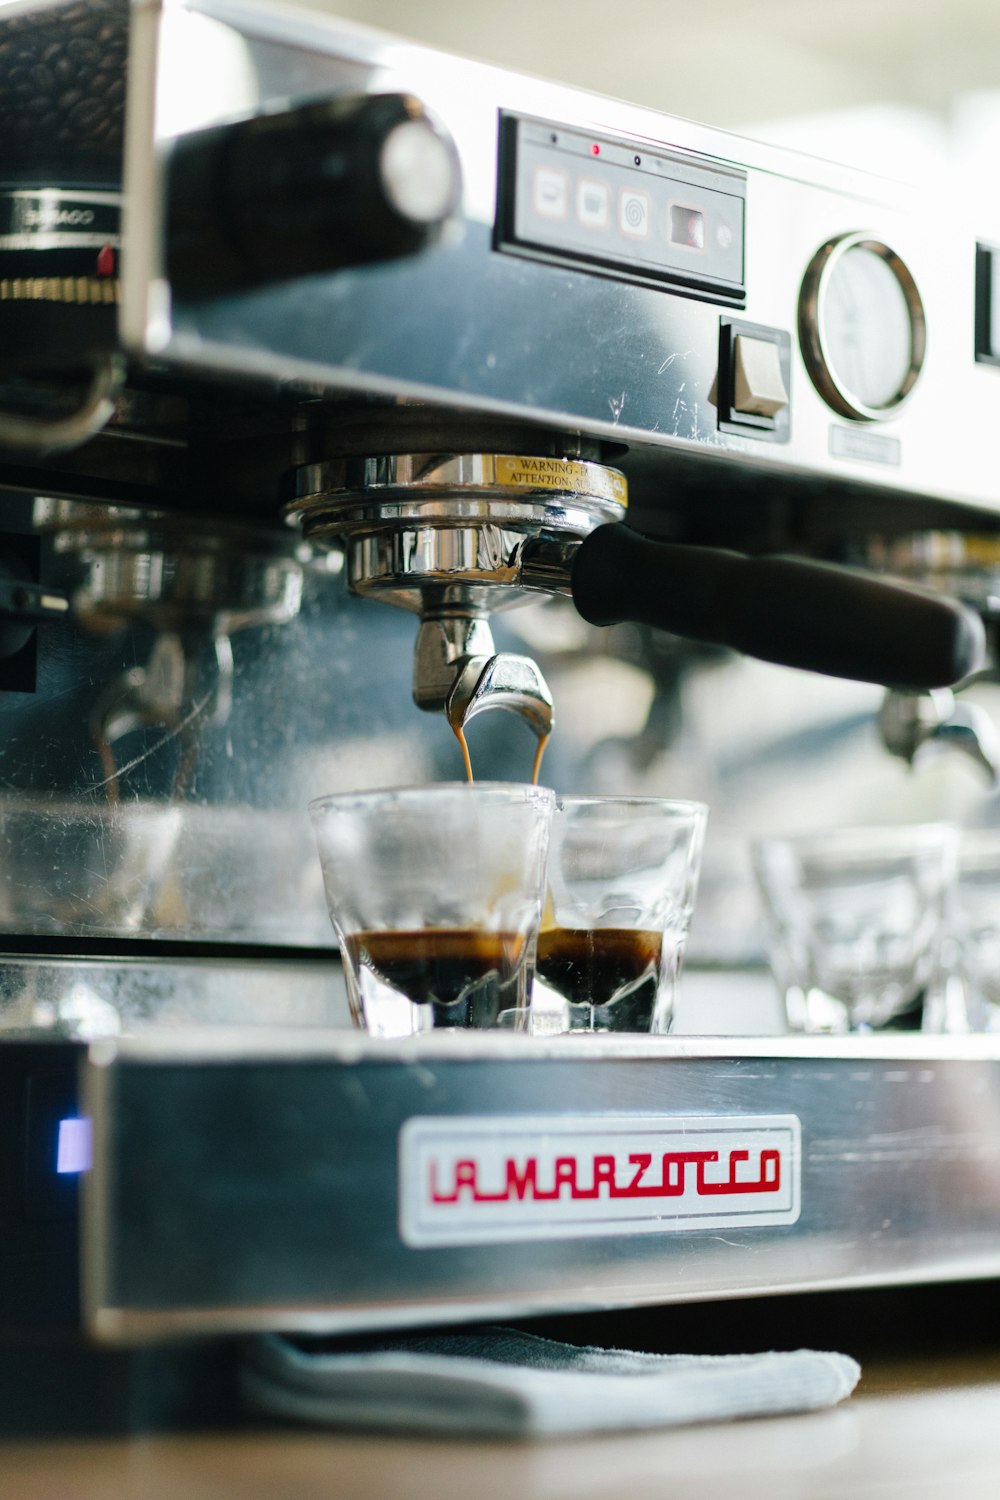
[5,0,1000,1423]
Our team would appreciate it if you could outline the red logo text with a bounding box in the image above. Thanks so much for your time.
[429,1147,781,1206]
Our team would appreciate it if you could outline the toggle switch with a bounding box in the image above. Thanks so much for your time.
[732,334,789,417]
[714,318,791,444]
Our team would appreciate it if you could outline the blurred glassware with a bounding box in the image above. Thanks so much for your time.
[955,830,1000,1031]
[0,798,182,938]
[145,805,333,947]
[752,823,961,1033]
[533,795,707,1033]
[310,783,553,1036]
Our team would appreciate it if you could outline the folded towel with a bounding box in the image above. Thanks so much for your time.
[240,1326,860,1438]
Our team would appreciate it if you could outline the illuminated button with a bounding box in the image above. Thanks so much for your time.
[533,166,568,219]
[732,334,789,418]
[576,178,610,230]
[669,203,705,251]
[619,189,650,238]
[56,1117,93,1175]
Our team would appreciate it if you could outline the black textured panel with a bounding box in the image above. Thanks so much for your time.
[0,0,128,184]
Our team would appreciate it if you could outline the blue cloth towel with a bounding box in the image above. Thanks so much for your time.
[240,1326,860,1438]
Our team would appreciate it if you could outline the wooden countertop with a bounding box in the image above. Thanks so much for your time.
[3,1348,1000,1500]
[4,1282,1000,1498]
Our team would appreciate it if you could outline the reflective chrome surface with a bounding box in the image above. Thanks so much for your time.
[45,506,325,634]
[81,1029,1000,1339]
[447,649,553,741]
[288,451,626,610]
[288,451,619,732]
[4,0,1000,1352]
[120,0,1000,515]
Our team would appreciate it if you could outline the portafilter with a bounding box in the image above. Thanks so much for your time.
[286,447,987,754]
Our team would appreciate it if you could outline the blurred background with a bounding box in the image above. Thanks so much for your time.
[314,0,1000,183]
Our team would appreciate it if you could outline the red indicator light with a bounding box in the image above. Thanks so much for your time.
[591,143,600,156]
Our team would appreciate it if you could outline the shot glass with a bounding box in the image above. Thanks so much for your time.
[309,783,554,1036]
[955,830,1000,1030]
[533,796,708,1033]
[751,823,960,1033]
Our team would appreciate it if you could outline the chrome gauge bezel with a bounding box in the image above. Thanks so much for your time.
[798,231,927,422]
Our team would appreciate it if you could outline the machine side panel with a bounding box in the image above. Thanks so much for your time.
[83,1046,1000,1338]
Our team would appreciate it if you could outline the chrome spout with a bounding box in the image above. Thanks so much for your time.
[412,610,553,742]
[411,611,496,714]
[447,651,554,741]
[878,687,1000,785]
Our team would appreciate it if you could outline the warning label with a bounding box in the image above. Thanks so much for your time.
[494,456,627,507]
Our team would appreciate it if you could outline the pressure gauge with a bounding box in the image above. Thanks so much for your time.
[798,232,926,421]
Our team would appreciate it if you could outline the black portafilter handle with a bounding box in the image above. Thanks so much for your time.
[571,524,985,690]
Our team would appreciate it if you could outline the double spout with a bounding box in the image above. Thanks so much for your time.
[413,609,554,750]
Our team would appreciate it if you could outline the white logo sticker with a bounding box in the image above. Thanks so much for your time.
[399,1113,801,1247]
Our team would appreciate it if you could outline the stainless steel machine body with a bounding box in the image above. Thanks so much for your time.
[120,1,993,511]
[3,0,1000,1350]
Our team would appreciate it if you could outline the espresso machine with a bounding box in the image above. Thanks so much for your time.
[4,0,1000,1415]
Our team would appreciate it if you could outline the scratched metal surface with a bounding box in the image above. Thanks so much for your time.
[84,1037,1000,1338]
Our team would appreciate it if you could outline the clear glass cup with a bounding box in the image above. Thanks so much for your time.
[532,796,708,1034]
[751,823,961,1033]
[956,830,1000,1030]
[309,783,554,1036]
[0,798,181,938]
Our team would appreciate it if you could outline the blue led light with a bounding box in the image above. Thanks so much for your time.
[56,1117,92,1175]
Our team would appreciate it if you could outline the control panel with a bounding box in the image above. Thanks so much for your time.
[497,115,746,303]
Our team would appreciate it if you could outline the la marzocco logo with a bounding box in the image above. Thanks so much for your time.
[399,1112,801,1246]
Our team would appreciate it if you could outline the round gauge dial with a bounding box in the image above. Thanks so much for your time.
[799,233,926,421]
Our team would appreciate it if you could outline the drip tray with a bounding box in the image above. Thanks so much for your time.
[68,1028,1000,1342]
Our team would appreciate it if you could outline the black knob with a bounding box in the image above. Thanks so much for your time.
[166,93,462,295]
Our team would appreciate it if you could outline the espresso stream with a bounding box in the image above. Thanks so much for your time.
[452,723,549,786]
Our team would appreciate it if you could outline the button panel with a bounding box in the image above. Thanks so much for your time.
[498,115,746,302]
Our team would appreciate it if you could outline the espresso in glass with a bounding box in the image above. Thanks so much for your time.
[344,927,527,1029]
[535,795,707,1033]
[535,925,664,1031]
[310,784,554,1036]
